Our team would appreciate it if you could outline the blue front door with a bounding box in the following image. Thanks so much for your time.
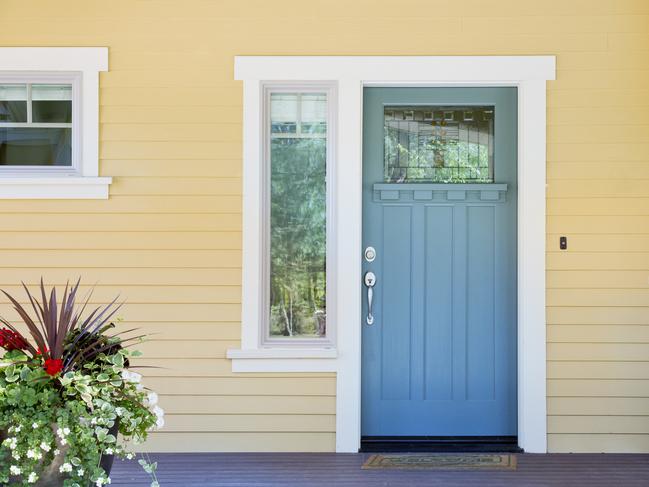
[361,87,518,437]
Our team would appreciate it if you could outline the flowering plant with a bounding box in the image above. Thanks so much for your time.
[0,281,163,486]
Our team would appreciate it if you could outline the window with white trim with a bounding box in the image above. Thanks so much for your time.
[263,84,335,346]
[0,48,110,199]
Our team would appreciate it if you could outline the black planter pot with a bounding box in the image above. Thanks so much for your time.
[99,420,120,476]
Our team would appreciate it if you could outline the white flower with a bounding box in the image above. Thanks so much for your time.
[26,449,42,460]
[32,422,39,429]
[11,451,20,460]
[59,463,73,473]
[77,468,85,476]
[105,448,114,455]
[9,465,21,475]
[151,405,165,429]
[95,476,111,486]
[40,441,51,452]
[4,437,18,450]
[53,449,60,456]
[60,438,68,446]
[63,427,71,435]
[27,472,38,483]
[126,452,135,460]
[121,370,141,384]
[146,392,158,406]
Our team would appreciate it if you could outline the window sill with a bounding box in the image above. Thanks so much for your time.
[227,348,338,372]
[0,176,112,199]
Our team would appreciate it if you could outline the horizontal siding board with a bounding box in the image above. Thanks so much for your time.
[111,178,241,196]
[549,361,649,380]
[131,358,334,379]
[0,286,241,304]
[547,290,649,307]
[0,195,242,213]
[101,106,242,124]
[547,307,649,325]
[547,216,649,234]
[549,398,649,416]
[548,416,649,434]
[547,252,649,270]
[548,434,649,453]
[548,379,649,397]
[138,432,336,453]
[145,377,336,396]
[547,271,649,289]
[548,161,649,178]
[0,232,242,250]
[163,414,335,433]
[546,234,649,252]
[548,181,649,198]
[0,268,242,285]
[0,250,241,268]
[549,343,649,361]
[547,199,649,217]
[159,395,335,415]
[548,324,649,343]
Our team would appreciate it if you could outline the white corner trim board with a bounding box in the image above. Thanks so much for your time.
[231,56,556,454]
[0,47,110,199]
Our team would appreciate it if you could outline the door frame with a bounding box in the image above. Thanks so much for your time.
[234,56,556,453]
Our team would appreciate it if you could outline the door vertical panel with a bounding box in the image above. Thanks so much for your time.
[424,206,454,400]
[466,206,496,400]
[381,205,412,400]
[452,205,468,402]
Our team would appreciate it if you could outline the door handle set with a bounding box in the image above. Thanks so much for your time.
[364,271,376,325]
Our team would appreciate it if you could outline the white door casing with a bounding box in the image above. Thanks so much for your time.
[232,56,556,453]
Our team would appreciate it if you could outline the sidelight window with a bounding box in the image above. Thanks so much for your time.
[265,87,334,344]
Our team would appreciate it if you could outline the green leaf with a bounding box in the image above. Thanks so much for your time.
[19,366,30,381]
[111,354,124,368]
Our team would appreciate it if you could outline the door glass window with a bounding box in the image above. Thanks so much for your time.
[269,92,328,339]
[384,106,494,183]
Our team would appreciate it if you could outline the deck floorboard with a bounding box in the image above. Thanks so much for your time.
[110,452,649,486]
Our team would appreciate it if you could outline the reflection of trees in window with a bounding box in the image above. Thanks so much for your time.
[384,106,494,183]
[269,113,327,338]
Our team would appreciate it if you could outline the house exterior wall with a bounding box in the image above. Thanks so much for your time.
[0,0,648,453]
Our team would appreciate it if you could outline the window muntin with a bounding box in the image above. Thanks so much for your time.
[384,105,494,183]
[0,83,73,168]
[268,91,329,341]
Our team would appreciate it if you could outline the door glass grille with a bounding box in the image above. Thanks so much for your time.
[384,106,494,183]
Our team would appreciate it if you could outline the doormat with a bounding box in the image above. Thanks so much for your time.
[362,453,517,470]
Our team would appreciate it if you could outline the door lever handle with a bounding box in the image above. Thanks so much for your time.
[364,271,376,325]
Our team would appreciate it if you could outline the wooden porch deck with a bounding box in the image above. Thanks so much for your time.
[111,452,649,486]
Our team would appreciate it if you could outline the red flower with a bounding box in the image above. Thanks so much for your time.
[44,358,63,376]
[0,328,28,351]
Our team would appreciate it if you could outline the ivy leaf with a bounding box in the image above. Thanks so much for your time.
[95,426,108,442]
[111,354,124,368]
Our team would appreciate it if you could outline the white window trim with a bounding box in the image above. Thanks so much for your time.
[230,56,556,454]
[227,82,337,366]
[0,48,111,198]
[259,83,337,348]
